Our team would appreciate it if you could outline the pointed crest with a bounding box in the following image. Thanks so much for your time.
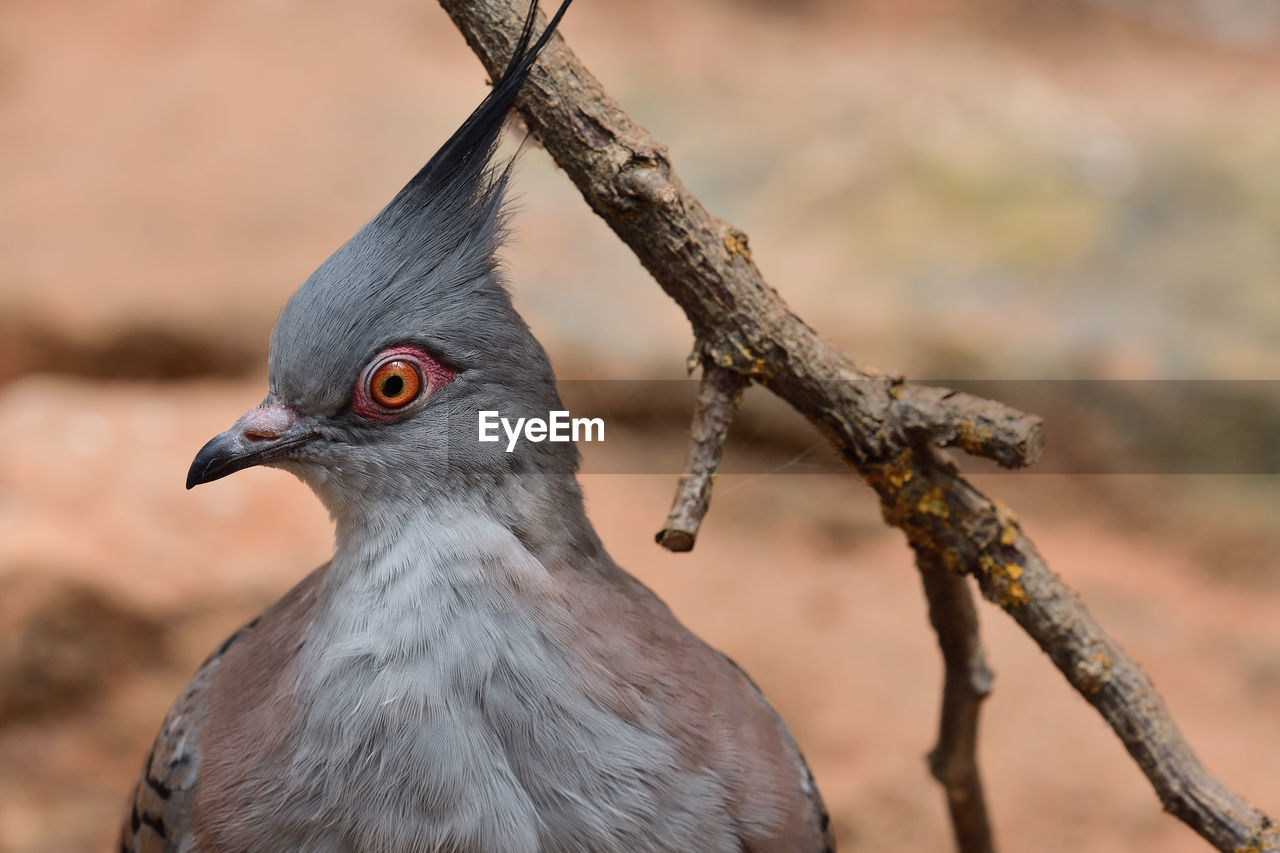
[376,0,572,230]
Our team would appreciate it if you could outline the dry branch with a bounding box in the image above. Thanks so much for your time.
[919,555,996,853]
[437,2,1280,851]
[656,359,746,553]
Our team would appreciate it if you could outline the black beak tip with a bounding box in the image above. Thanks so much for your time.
[186,434,235,490]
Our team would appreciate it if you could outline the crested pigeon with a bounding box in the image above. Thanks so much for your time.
[120,2,835,850]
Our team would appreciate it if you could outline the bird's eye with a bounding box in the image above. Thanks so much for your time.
[350,344,454,422]
[369,359,421,409]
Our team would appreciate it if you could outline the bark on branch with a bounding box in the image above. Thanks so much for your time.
[919,554,996,853]
[656,358,746,553]
[437,2,1280,851]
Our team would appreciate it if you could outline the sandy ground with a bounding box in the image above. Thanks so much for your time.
[0,0,1277,850]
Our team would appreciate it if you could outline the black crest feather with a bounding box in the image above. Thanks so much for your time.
[377,0,572,228]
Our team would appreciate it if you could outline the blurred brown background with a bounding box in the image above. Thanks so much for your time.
[1,0,1278,850]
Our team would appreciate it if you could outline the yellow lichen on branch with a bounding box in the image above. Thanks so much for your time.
[918,485,951,519]
[978,555,1029,608]
[723,228,751,262]
[954,419,995,457]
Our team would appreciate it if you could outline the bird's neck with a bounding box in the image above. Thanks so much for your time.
[327,470,605,581]
[325,491,558,605]
[299,472,610,710]
[299,483,583,704]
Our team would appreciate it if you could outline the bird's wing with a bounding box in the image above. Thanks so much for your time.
[722,653,837,853]
[591,569,836,852]
[119,621,253,853]
[120,565,324,852]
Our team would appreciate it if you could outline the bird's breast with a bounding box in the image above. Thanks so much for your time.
[212,510,741,852]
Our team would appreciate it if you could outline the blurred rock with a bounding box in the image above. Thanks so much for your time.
[0,573,165,724]
[0,312,259,385]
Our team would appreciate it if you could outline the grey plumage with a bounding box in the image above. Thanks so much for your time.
[122,2,835,851]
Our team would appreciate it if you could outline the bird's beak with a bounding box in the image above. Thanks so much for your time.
[186,397,316,489]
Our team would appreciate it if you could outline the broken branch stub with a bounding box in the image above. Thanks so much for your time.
[656,361,746,553]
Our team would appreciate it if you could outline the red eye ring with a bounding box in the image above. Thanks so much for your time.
[369,359,421,408]
[351,344,455,422]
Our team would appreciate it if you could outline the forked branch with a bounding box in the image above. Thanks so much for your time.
[437,2,1280,851]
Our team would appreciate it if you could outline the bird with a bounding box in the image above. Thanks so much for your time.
[120,2,835,851]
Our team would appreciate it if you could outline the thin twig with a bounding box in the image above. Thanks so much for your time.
[918,552,996,853]
[656,360,746,552]
[437,3,1280,850]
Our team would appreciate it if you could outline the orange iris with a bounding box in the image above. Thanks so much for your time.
[369,359,422,408]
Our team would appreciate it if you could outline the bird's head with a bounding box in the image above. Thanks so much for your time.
[186,0,577,520]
